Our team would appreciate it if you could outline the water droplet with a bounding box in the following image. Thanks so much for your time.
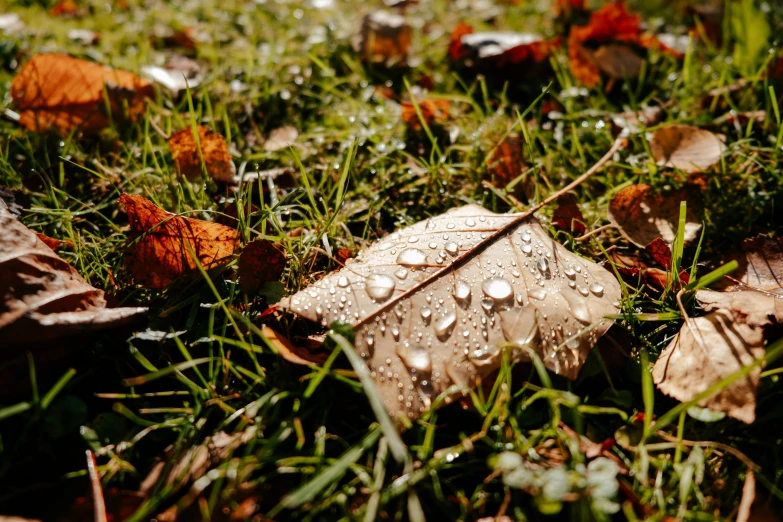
[391,325,400,341]
[337,276,349,287]
[466,218,476,227]
[528,289,547,300]
[577,286,589,296]
[447,223,455,229]
[482,277,513,301]
[563,291,591,324]
[590,282,604,296]
[397,248,428,267]
[445,242,459,256]
[481,299,495,313]
[499,306,539,346]
[454,279,472,306]
[520,232,531,243]
[434,312,457,340]
[429,242,438,249]
[397,342,432,374]
[365,273,396,301]
[420,306,432,322]
[395,268,409,280]
[564,266,576,278]
[537,258,549,274]
[521,244,533,255]
[469,345,501,369]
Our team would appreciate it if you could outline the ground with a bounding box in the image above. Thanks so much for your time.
[1,0,783,520]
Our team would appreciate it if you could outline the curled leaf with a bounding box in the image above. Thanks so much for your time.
[168,125,236,183]
[262,325,328,366]
[608,184,702,247]
[717,235,783,294]
[11,54,153,136]
[282,205,621,419]
[0,207,146,345]
[238,238,287,294]
[120,194,239,289]
[648,124,724,173]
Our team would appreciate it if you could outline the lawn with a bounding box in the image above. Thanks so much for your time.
[1,0,783,520]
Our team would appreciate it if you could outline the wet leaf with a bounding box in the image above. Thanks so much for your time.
[648,124,724,173]
[0,206,146,345]
[11,53,153,136]
[262,325,328,366]
[264,125,299,152]
[238,238,287,294]
[282,205,621,420]
[358,11,411,63]
[168,125,236,183]
[120,194,239,289]
[608,184,702,247]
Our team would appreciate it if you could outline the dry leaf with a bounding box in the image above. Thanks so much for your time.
[358,11,411,63]
[282,205,621,419]
[649,124,725,173]
[552,194,586,236]
[608,184,702,247]
[34,231,73,250]
[261,325,328,366]
[11,54,153,136]
[141,56,203,94]
[168,125,236,183]
[238,238,287,294]
[645,237,689,284]
[652,308,764,424]
[401,98,451,132]
[0,207,146,345]
[717,235,783,294]
[264,125,299,152]
[610,249,670,290]
[487,135,526,186]
[121,194,239,289]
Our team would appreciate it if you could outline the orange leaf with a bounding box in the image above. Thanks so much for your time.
[551,194,586,235]
[487,135,525,186]
[11,54,153,136]
[448,23,474,62]
[238,238,287,294]
[262,325,328,366]
[50,0,80,17]
[168,126,236,183]
[400,99,451,132]
[570,1,641,45]
[34,231,74,250]
[120,194,239,289]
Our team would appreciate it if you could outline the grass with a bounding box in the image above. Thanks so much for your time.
[2,0,783,520]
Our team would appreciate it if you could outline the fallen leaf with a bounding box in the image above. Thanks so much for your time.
[610,104,663,136]
[11,54,153,136]
[610,249,669,290]
[648,124,724,173]
[263,125,299,152]
[0,206,146,345]
[357,11,411,63]
[120,194,239,289]
[238,238,287,294]
[652,308,764,424]
[487,135,526,186]
[168,125,236,183]
[400,98,451,132]
[608,184,703,247]
[717,234,783,294]
[645,237,689,284]
[34,231,73,250]
[551,194,586,236]
[141,56,203,94]
[262,325,328,366]
[282,205,621,419]
[50,0,80,17]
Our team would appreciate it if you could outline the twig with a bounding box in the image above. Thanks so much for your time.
[576,224,617,242]
[517,136,626,221]
[148,117,170,140]
[654,431,760,472]
[86,449,108,522]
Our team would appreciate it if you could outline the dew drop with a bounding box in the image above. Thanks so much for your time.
[445,242,459,256]
[408,235,419,243]
[434,312,457,340]
[465,218,476,227]
[395,267,409,280]
[590,282,604,296]
[396,342,432,374]
[537,258,549,274]
[481,277,513,301]
[420,306,432,322]
[563,291,591,324]
[391,325,400,341]
[528,289,547,301]
[564,266,576,278]
[365,273,396,301]
[521,244,533,255]
[453,279,472,306]
[520,232,531,243]
[577,285,589,296]
[397,248,428,267]
[429,242,438,249]
[337,276,349,287]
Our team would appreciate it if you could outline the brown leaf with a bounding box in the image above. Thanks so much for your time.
[487,135,526,186]
[649,124,725,173]
[552,194,586,236]
[282,205,621,420]
[121,194,239,289]
[358,11,411,63]
[645,237,689,284]
[0,207,146,345]
[261,325,328,366]
[238,239,286,294]
[401,98,451,132]
[608,184,702,247]
[716,234,783,294]
[263,125,299,152]
[652,309,764,424]
[11,54,153,136]
[168,125,236,183]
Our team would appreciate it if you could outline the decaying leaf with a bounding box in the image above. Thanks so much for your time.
[608,184,702,247]
[717,234,783,294]
[552,194,586,236]
[649,124,725,173]
[263,125,299,152]
[168,125,236,183]
[261,325,328,366]
[121,194,239,289]
[0,207,146,345]
[487,135,526,186]
[357,11,411,63]
[568,2,645,87]
[11,54,153,136]
[282,205,621,419]
[238,238,286,294]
